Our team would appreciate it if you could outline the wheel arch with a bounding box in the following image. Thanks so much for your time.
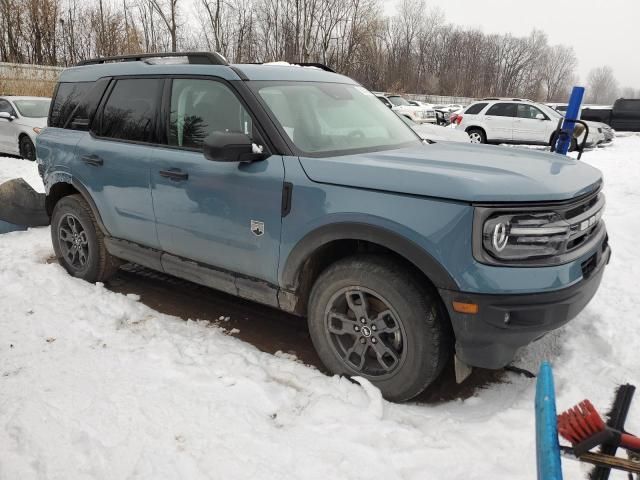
[465,125,485,135]
[46,179,108,234]
[280,223,458,315]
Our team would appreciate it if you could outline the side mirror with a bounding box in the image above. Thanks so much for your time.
[203,131,267,163]
[0,112,14,121]
[536,113,545,120]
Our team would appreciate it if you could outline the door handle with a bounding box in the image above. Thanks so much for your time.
[81,154,103,166]
[159,168,189,181]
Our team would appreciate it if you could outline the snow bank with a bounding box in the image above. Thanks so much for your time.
[1,137,639,478]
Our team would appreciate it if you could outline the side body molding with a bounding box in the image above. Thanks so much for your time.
[280,222,459,291]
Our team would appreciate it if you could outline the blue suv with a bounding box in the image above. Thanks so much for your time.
[37,52,610,401]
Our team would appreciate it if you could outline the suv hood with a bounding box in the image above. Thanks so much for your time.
[299,143,602,202]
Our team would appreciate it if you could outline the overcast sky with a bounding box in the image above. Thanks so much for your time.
[385,0,639,89]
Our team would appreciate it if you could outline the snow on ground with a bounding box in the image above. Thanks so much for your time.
[1,137,639,479]
[0,156,44,193]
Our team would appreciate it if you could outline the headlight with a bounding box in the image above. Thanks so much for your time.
[482,212,570,260]
[474,193,606,265]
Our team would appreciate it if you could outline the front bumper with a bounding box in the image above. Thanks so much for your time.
[438,240,610,369]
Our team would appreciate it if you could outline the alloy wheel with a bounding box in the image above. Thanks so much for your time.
[58,213,89,270]
[324,287,407,378]
[468,131,483,143]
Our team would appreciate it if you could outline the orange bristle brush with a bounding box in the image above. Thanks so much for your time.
[557,399,640,454]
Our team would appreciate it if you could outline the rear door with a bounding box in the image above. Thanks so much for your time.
[150,77,285,285]
[512,103,554,144]
[73,77,162,248]
[483,102,516,141]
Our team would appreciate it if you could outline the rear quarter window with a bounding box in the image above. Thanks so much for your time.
[49,82,93,128]
[464,103,488,115]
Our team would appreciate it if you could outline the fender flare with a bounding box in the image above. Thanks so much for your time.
[281,222,459,291]
[46,177,109,235]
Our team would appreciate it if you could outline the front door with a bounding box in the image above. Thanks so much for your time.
[150,78,285,285]
[73,77,162,248]
[0,99,18,154]
[483,102,516,142]
[513,104,553,144]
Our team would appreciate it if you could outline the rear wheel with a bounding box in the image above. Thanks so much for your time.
[19,135,36,161]
[467,128,486,144]
[51,194,120,282]
[307,255,451,402]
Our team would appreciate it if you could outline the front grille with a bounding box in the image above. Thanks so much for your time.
[562,193,605,255]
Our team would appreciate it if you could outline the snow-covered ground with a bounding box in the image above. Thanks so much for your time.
[1,138,639,479]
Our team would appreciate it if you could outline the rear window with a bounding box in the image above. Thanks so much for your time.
[465,103,487,115]
[98,78,163,143]
[49,82,92,128]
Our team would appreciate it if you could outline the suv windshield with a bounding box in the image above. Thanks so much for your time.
[254,82,420,155]
[388,96,411,107]
[14,99,51,118]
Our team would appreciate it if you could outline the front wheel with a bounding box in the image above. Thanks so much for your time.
[307,255,451,402]
[19,135,36,161]
[467,128,486,144]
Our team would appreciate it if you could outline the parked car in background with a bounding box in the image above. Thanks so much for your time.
[397,114,470,143]
[456,98,605,148]
[0,95,50,160]
[374,93,436,123]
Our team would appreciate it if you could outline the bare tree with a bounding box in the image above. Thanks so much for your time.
[587,66,619,104]
[148,0,179,52]
[541,45,576,101]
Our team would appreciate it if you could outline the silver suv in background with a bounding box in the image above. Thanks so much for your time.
[0,96,51,160]
[374,93,436,124]
[456,98,606,148]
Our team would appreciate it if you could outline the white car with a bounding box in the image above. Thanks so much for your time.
[375,93,436,124]
[397,114,470,143]
[0,96,51,160]
[456,98,605,148]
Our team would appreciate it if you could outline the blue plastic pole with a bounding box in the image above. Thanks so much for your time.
[555,86,585,155]
[535,362,563,480]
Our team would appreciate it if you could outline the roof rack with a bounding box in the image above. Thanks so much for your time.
[482,97,535,102]
[76,51,228,67]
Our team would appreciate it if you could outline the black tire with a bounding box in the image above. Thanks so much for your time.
[307,255,451,402]
[51,194,120,282]
[19,135,36,161]
[549,132,558,151]
[467,127,486,144]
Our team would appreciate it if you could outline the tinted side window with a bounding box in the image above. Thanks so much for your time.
[50,82,92,128]
[99,78,163,142]
[486,103,516,117]
[465,102,487,115]
[168,78,252,149]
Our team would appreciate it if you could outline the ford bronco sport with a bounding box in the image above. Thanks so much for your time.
[37,52,610,401]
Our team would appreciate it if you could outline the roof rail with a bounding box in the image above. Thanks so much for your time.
[249,61,335,73]
[76,51,228,67]
[295,62,335,73]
